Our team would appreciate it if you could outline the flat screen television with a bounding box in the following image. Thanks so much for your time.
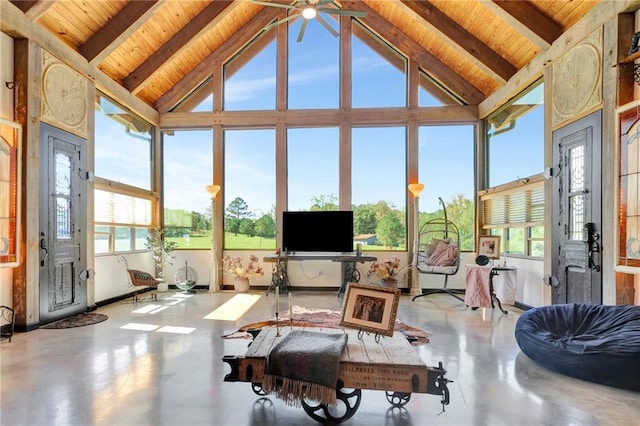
[282,210,354,253]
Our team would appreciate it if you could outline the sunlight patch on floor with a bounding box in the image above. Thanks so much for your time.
[204,294,262,321]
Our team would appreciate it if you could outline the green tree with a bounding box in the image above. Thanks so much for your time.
[353,204,377,235]
[239,218,256,237]
[310,194,338,211]
[376,213,404,249]
[255,213,276,238]
[444,194,475,251]
[225,197,250,236]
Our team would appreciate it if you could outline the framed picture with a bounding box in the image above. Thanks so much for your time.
[339,283,400,337]
[478,235,501,260]
[0,118,21,267]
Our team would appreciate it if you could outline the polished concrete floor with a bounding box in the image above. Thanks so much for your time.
[1,290,639,426]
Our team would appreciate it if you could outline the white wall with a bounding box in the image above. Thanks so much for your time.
[0,32,14,308]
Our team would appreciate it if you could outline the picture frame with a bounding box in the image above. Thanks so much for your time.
[339,283,400,337]
[478,235,501,260]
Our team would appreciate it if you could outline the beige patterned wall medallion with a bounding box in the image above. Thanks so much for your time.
[552,28,603,127]
[41,52,88,138]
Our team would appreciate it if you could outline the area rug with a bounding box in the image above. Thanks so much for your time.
[221,305,431,344]
[204,294,262,321]
[41,312,108,329]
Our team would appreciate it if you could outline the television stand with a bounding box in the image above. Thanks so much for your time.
[263,252,377,296]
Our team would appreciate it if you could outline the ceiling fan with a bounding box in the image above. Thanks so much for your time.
[250,0,367,42]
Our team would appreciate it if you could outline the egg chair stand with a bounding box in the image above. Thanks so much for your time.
[412,198,463,303]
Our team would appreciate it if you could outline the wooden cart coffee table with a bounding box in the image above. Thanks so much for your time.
[222,326,451,424]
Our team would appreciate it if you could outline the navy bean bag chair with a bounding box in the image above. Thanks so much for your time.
[515,303,640,391]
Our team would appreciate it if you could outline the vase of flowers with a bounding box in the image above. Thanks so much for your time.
[223,255,264,293]
[367,256,401,287]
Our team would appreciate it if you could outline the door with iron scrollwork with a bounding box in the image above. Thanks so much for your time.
[551,111,602,304]
[39,124,87,323]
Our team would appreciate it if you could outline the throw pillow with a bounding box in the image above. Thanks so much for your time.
[424,237,451,258]
[425,241,458,266]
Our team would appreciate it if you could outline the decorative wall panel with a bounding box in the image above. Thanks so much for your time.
[552,28,603,128]
[41,51,88,138]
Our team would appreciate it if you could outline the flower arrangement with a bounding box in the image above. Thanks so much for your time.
[367,256,401,281]
[223,255,265,279]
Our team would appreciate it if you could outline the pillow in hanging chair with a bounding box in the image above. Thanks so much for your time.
[424,238,451,257]
[426,240,458,267]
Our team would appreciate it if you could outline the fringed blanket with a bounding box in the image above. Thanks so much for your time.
[464,266,493,308]
[262,330,348,407]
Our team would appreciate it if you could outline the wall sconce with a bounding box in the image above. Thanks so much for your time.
[408,183,424,199]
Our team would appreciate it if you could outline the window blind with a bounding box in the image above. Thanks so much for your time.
[94,189,153,226]
[481,180,544,228]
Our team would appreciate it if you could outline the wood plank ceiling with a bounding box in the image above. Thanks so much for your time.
[9,0,600,113]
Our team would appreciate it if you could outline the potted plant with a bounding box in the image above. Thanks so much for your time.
[144,227,178,280]
[367,256,402,288]
[222,255,265,293]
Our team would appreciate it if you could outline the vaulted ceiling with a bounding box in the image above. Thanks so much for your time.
[6,0,599,113]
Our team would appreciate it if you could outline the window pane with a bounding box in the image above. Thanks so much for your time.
[163,130,213,249]
[507,227,525,255]
[224,36,276,111]
[352,127,406,251]
[352,23,406,108]
[95,226,110,254]
[95,94,152,189]
[224,129,276,249]
[287,128,339,210]
[486,81,543,187]
[173,79,213,112]
[288,19,339,109]
[529,226,544,257]
[114,226,132,252]
[135,227,150,251]
[419,125,475,251]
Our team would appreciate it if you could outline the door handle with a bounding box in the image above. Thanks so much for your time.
[584,223,601,272]
[40,231,48,267]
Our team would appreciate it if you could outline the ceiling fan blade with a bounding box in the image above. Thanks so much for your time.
[297,18,308,43]
[249,0,297,10]
[263,13,300,32]
[315,14,339,37]
[320,8,367,18]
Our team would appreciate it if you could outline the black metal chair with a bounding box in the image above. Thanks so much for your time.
[1,305,15,342]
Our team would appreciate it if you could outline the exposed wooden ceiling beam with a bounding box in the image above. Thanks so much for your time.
[482,0,562,49]
[342,1,485,105]
[0,0,158,123]
[124,0,236,95]
[9,0,55,20]
[396,0,516,84]
[155,7,282,113]
[160,105,479,128]
[80,0,165,65]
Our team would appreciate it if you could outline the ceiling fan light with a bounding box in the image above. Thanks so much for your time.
[302,7,317,19]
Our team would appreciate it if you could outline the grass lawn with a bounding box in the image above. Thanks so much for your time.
[167,232,404,251]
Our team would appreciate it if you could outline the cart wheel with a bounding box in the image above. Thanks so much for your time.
[252,383,267,396]
[385,391,411,407]
[301,388,362,424]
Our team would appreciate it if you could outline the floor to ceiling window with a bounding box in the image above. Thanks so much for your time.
[162,129,213,249]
